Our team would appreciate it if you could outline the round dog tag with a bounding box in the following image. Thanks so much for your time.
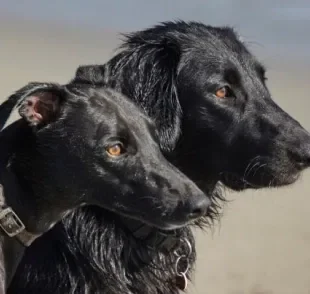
[175,272,188,291]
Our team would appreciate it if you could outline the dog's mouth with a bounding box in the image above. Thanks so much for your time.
[220,164,301,191]
[106,206,196,231]
[105,198,220,232]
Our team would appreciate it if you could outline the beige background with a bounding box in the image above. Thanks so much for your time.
[1,19,310,294]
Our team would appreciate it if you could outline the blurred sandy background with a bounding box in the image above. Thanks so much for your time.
[1,2,310,293]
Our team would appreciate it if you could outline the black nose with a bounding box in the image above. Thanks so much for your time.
[186,197,211,220]
[300,144,310,167]
[295,152,310,168]
[290,134,310,168]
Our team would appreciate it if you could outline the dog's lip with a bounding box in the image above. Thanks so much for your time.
[220,167,302,190]
[109,207,192,231]
[101,200,198,231]
[294,161,309,171]
[154,222,191,231]
[125,214,191,231]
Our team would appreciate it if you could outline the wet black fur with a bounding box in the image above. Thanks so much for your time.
[10,21,310,294]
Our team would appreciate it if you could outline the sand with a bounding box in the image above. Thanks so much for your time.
[1,19,310,294]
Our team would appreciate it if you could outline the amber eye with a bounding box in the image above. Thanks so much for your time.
[106,144,125,157]
[215,87,227,98]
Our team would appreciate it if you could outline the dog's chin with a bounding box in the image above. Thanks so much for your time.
[221,168,301,191]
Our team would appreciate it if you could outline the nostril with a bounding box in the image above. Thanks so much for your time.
[187,197,210,220]
[289,149,310,168]
[188,208,204,220]
[168,188,179,196]
[305,150,310,163]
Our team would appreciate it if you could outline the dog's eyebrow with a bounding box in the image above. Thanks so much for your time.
[224,68,240,85]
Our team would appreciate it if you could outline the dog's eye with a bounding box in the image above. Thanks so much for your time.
[215,87,227,98]
[106,144,125,157]
[215,86,233,99]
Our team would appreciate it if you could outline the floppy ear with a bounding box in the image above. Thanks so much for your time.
[116,34,183,153]
[0,83,63,129]
[153,39,182,153]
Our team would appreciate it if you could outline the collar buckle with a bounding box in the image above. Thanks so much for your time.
[0,207,25,237]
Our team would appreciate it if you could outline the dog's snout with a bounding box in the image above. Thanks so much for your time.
[186,197,211,220]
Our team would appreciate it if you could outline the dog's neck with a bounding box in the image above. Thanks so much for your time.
[8,146,78,235]
[0,174,30,290]
[0,122,78,289]
[1,167,40,235]
[0,164,75,289]
[2,121,82,236]
[6,164,75,235]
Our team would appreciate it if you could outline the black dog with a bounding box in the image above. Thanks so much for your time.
[10,21,310,294]
[0,82,209,291]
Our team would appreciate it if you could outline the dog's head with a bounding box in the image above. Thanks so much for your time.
[174,24,310,190]
[74,21,310,191]
[1,82,210,232]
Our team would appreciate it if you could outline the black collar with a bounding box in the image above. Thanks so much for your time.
[121,216,180,251]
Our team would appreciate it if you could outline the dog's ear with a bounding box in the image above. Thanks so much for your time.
[73,65,106,85]
[0,83,64,129]
[152,38,182,153]
[18,83,64,127]
[116,34,183,153]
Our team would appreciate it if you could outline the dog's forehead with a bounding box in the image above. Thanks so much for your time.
[224,56,264,75]
[79,87,156,133]
[192,42,263,76]
[185,26,255,62]
[188,27,242,52]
